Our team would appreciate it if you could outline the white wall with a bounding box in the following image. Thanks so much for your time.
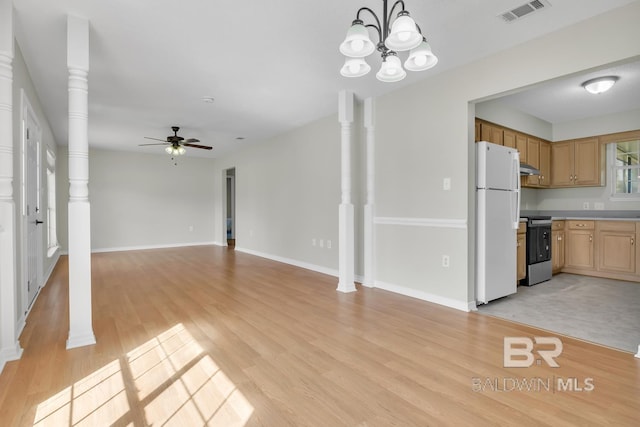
[553,107,640,141]
[212,111,352,276]
[57,148,216,251]
[12,42,59,325]
[475,99,553,141]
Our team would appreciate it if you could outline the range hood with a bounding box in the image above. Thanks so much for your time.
[520,163,541,176]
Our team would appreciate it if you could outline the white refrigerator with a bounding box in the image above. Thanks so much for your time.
[476,141,520,304]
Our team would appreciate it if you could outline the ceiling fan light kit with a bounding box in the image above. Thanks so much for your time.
[582,76,619,94]
[339,0,437,82]
[140,126,213,158]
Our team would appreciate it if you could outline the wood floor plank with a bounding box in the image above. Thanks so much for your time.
[1,245,638,426]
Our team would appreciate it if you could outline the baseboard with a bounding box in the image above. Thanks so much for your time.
[235,247,339,278]
[374,280,473,312]
[0,342,23,374]
[91,241,217,253]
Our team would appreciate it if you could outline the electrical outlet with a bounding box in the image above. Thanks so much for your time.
[443,178,451,191]
[188,225,194,232]
[442,255,450,268]
[327,240,332,249]
[312,238,316,247]
[583,202,590,210]
[319,239,324,248]
[594,202,604,210]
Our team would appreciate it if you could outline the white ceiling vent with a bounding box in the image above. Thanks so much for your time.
[499,0,551,23]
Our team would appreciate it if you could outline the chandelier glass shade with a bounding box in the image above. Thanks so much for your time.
[165,145,186,156]
[339,0,437,82]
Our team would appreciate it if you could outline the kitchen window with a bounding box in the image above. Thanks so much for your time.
[609,140,640,200]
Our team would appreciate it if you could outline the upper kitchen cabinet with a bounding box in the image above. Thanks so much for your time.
[551,137,602,187]
[523,138,550,188]
[479,121,503,145]
[476,119,527,162]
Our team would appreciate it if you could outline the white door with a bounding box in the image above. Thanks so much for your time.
[25,105,41,309]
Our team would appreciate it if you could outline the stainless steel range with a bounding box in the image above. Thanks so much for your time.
[522,216,552,286]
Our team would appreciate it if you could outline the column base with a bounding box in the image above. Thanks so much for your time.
[338,203,356,293]
[66,332,96,350]
[0,341,23,373]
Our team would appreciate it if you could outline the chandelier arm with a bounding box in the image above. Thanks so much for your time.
[356,7,383,35]
[387,0,406,23]
[364,24,383,44]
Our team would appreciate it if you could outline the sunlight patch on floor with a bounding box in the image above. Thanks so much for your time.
[33,323,253,426]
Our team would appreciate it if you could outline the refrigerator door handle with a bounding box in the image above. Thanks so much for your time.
[512,151,521,229]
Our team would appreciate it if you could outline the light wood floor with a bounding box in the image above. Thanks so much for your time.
[1,246,638,426]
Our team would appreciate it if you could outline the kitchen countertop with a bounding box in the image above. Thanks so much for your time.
[521,210,640,221]
[551,217,640,221]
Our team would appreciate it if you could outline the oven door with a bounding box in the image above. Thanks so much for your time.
[527,220,552,263]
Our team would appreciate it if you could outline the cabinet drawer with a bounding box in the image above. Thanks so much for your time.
[552,220,565,230]
[568,220,594,230]
[596,221,636,232]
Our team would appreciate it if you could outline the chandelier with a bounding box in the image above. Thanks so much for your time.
[339,0,438,82]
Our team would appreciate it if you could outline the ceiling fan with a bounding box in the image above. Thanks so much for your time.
[140,126,212,156]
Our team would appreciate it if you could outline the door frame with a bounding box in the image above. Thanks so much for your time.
[19,90,43,324]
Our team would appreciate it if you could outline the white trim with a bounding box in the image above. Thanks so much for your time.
[374,280,474,312]
[635,345,639,359]
[91,241,217,253]
[235,246,339,278]
[0,342,23,373]
[374,217,468,229]
[66,333,96,350]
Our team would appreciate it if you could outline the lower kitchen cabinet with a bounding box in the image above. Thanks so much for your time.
[517,223,526,282]
[597,221,636,274]
[564,221,595,270]
[560,220,640,282]
[552,221,565,274]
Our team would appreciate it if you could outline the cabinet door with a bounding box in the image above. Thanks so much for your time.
[503,129,516,149]
[516,134,527,163]
[574,138,600,186]
[539,141,550,187]
[525,137,540,187]
[552,230,565,273]
[597,232,635,273]
[517,234,526,281]
[551,141,573,187]
[565,229,595,270]
[481,123,503,145]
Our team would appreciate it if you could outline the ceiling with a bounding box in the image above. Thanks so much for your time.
[12,0,639,158]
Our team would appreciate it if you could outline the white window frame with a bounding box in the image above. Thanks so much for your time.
[608,141,640,201]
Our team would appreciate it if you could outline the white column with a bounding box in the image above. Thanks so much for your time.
[66,16,95,349]
[337,91,356,293]
[0,0,23,371]
[362,97,375,288]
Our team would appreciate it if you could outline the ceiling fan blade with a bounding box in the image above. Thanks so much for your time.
[185,138,200,143]
[144,136,168,142]
[139,142,170,146]
[183,143,213,150]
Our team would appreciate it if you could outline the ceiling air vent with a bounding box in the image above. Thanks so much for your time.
[499,0,550,23]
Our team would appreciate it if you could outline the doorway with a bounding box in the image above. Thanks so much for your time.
[22,92,42,312]
[226,168,236,248]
